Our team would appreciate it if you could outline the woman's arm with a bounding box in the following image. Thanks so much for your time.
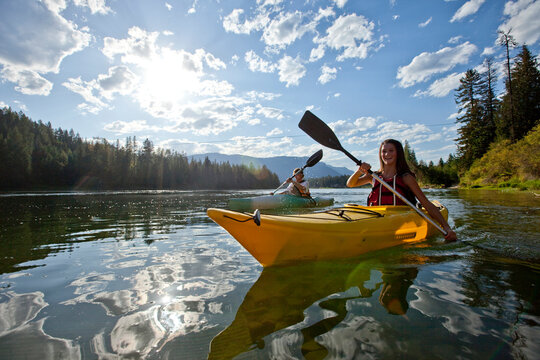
[402,174,457,241]
[347,163,372,187]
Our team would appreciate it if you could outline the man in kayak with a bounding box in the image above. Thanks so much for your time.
[346,139,457,242]
[280,168,311,197]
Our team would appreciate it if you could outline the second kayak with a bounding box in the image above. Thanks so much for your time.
[227,194,334,211]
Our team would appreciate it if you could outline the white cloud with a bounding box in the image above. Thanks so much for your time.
[481,47,496,56]
[414,72,464,98]
[261,11,315,50]
[315,14,381,61]
[256,104,284,120]
[369,121,440,146]
[499,0,540,45]
[222,9,267,35]
[278,55,306,87]
[419,17,432,28]
[266,128,283,136]
[318,65,337,84]
[218,135,313,158]
[102,27,159,65]
[97,66,139,100]
[0,1,91,94]
[245,51,277,73]
[42,0,67,14]
[257,0,284,7]
[354,116,378,131]
[62,76,110,113]
[73,0,112,15]
[333,0,348,9]
[309,45,326,62]
[1,67,54,96]
[328,116,377,137]
[450,0,486,23]
[448,36,463,44]
[104,119,159,134]
[315,7,336,21]
[396,42,477,88]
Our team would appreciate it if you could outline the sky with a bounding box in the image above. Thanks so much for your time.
[1,0,539,170]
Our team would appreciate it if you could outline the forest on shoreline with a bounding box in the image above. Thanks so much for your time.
[0,108,279,191]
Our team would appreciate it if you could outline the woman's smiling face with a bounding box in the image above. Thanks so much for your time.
[380,142,397,166]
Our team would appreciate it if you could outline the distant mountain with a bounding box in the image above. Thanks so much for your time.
[189,153,352,181]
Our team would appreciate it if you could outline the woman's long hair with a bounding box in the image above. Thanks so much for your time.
[377,139,414,176]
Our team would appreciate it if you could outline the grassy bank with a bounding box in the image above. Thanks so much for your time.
[460,124,540,190]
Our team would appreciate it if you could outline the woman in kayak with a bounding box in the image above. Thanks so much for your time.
[347,139,457,241]
[280,168,311,197]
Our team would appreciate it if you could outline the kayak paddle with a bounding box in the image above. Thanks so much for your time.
[271,149,323,195]
[298,110,447,236]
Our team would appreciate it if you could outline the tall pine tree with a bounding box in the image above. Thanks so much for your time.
[455,69,485,168]
[508,45,540,140]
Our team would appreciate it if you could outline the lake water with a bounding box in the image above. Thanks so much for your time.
[0,188,538,359]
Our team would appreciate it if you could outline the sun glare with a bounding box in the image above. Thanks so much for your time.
[141,55,200,103]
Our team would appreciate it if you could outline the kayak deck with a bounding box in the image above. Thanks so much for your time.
[207,202,448,267]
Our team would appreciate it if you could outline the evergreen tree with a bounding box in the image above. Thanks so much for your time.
[455,69,485,168]
[498,30,518,140]
[479,58,499,142]
[509,45,540,140]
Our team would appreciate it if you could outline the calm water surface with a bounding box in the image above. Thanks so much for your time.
[0,188,538,359]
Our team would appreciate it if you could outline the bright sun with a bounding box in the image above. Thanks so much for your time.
[141,54,200,103]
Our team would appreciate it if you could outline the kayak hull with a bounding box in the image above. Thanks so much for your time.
[207,202,448,267]
[227,194,334,211]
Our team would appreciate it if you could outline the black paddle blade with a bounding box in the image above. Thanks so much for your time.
[299,111,343,151]
[305,149,323,168]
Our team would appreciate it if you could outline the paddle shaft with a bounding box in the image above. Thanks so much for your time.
[271,180,289,195]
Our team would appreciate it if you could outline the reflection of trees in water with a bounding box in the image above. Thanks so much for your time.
[459,256,540,359]
[0,192,227,274]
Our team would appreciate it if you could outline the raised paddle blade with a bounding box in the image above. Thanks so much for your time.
[304,149,323,168]
[299,110,363,166]
[299,111,343,151]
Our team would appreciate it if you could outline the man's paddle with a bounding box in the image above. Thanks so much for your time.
[298,110,447,236]
[271,149,323,195]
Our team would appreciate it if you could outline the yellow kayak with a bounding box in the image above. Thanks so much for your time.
[207,201,448,267]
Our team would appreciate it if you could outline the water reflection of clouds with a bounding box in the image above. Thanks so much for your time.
[317,316,388,358]
[0,292,81,359]
[59,232,256,357]
[410,263,489,337]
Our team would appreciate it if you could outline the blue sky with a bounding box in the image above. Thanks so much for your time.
[1,0,539,170]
